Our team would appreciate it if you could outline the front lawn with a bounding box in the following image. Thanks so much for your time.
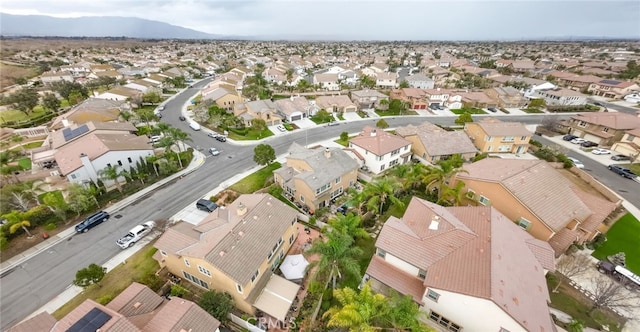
[53,245,161,319]
[592,213,640,274]
[522,108,544,114]
[229,162,281,194]
[17,157,31,170]
[450,108,486,115]
[227,128,274,141]
[626,163,640,175]
[21,141,45,149]
[374,109,418,116]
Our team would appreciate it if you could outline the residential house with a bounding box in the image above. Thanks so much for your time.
[49,98,129,130]
[201,85,242,112]
[363,197,556,332]
[338,70,359,86]
[90,64,115,73]
[95,86,142,102]
[396,122,477,163]
[524,82,557,99]
[531,87,588,106]
[455,158,618,256]
[274,96,317,122]
[235,100,283,126]
[273,143,359,211]
[350,89,389,109]
[390,88,428,110]
[546,71,601,91]
[94,70,124,80]
[124,79,162,94]
[264,67,287,85]
[508,60,536,73]
[8,282,221,332]
[315,95,357,113]
[611,127,640,162]
[459,91,498,109]
[423,89,453,109]
[376,72,398,89]
[39,71,74,84]
[588,79,640,99]
[404,73,435,89]
[567,112,640,146]
[464,117,531,154]
[154,193,301,320]
[485,86,526,108]
[348,126,412,174]
[313,73,340,91]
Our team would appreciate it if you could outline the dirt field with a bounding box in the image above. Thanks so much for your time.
[556,168,610,200]
[0,38,165,53]
[0,62,38,90]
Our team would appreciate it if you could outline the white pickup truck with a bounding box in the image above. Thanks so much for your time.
[116,221,156,249]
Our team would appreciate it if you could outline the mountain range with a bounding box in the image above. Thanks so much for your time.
[0,13,232,39]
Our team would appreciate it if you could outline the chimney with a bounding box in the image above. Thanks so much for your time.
[370,129,377,137]
[80,153,99,185]
[429,215,440,230]
[324,147,331,158]
[237,202,247,216]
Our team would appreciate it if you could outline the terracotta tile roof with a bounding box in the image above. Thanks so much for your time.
[154,222,199,254]
[366,256,425,303]
[472,117,532,137]
[459,159,592,232]
[50,121,137,149]
[349,126,411,156]
[571,188,617,233]
[548,228,582,257]
[274,96,312,116]
[525,238,557,271]
[315,95,356,109]
[396,122,477,157]
[571,112,640,130]
[142,298,220,332]
[51,299,139,332]
[5,311,56,332]
[106,282,164,317]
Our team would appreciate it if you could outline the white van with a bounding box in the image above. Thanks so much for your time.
[189,122,201,131]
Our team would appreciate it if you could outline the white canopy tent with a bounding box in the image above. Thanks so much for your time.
[279,254,309,280]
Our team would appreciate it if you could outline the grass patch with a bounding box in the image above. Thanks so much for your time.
[53,245,161,319]
[592,213,640,274]
[522,107,544,114]
[334,134,357,147]
[17,157,31,170]
[310,116,331,124]
[39,190,64,206]
[626,163,640,175]
[499,108,510,114]
[21,141,45,149]
[227,128,274,141]
[450,108,486,115]
[229,162,281,194]
[343,235,377,289]
[0,107,49,125]
[337,113,345,120]
[283,123,294,131]
[374,109,418,116]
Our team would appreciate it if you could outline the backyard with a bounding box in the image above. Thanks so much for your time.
[592,213,640,274]
[229,162,281,194]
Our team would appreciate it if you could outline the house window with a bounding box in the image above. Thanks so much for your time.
[335,176,341,184]
[198,265,212,277]
[236,284,243,293]
[427,289,440,302]
[300,195,305,202]
[517,217,532,230]
[485,136,493,142]
[520,136,527,141]
[380,164,386,171]
[376,155,384,161]
[429,311,461,332]
[602,127,609,133]
[251,270,259,283]
[578,121,587,128]
[160,250,167,256]
[117,160,123,166]
[418,269,426,279]
[627,135,636,141]
[291,218,296,226]
[502,136,515,142]
[389,159,399,167]
[289,234,295,244]
[330,187,343,199]
[478,195,490,206]
[377,248,386,258]
[106,163,112,168]
[487,146,493,152]
[465,189,475,199]
[184,258,190,267]
[70,174,77,179]
[127,157,132,163]
[183,271,209,289]
[498,145,511,152]
[390,149,400,156]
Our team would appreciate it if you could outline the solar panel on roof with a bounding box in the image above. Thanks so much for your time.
[66,307,112,332]
[63,124,90,142]
[600,79,621,85]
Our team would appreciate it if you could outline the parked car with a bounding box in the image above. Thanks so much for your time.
[276,125,287,132]
[196,199,218,212]
[563,134,578,141]
[591,148,611,155]
[157,106,165,112]
[567,157,585,169]
[581,141,598,148]
[209,147,220,156]
[571,138,587,144]
[75,211,110,233]
[327,121,339,126]
[189,122,201,131]
[116,221,155,249]
[611,154,631,161]
[207,132,218,138]
[608,165,637,179]
[215,135,227,142]
[179,115,186,121]
[487,107,498,112]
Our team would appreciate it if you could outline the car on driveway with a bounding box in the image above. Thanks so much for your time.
[608,165,637,179]
[581,141,598,148]
[563,134,578,141]
[611,154,631,161]
[592,148,611,155]
[116,221,155,249]
[571,138,587,144]
[568,157,585,169]
[276,125,287,132]
[209,147,220,156]
[215,135,227,142]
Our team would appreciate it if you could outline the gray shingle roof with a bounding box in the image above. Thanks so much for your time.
[287,144,359,191]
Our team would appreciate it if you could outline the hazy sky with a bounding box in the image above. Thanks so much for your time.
[2,0,639,40]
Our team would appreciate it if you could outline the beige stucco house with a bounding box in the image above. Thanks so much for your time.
[464,117,531,154]
[567,112,640,147]
[315,95,357,113]
[234,100,283,126]
[611,127,640,162]
[396,122,477,163]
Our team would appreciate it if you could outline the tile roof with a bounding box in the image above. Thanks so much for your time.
[51,299,139,332]
[349,126,411,156]
[366,256,425,303]
[5,311,56,332]
[106,282,164,317]
[472,117,533,137]
[285,143,359,191]
[571,112,640,130]
[459,159,592,232]
[246,99,277,114]
[274,96,312,116]
[368,197,555,332]
[396,122,477,156]
[351,89,388,99]
[142,298,220,332]
[50,121,137,148]
[315,95,356,109]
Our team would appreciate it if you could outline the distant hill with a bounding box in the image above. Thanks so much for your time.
[0,13,227,39]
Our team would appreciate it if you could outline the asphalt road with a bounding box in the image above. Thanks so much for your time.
[0,85,633,329]
[587,98,639,115]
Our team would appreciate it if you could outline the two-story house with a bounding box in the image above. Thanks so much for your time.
[273,143,359,212]
[390,88,428,110]
[154,194,301,320]
[567,112,640,146]
[201,85,243,112]
[455,158,619,256]
[95,86,143,102]
[531,87,588,106]
[348,126,412,174]
[484,86,526,108]
[39,71,74,85]
[315,95,357,113]
[376,72,398,89]
[611,127,640,162]
[350,89,389,109]
[396,122,477,163]
[459,91,499,109]
[464,118,531,154]
[363,197,556,332]
[588,79,640,99]
[235,100,283,126]
[313,73,340,91]
[49,98,128,130]
[404,73,435,89]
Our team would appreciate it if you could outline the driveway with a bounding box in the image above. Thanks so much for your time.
[269,124,288,136]
[292,118,317,129]
[342,112,362,121]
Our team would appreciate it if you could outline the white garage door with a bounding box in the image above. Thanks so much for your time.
[291,115,302,121]
[583,133,602,144]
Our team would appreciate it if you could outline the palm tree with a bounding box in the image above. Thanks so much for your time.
[346,187,368,217]
[168,127,192,168]
[423,159,467,203]
[390,163,426,194]
[363,177,404,215]
[119,110,133,123]
[437,180,466,206]
[323,283,387,331]
[98,164,126,193]
[156,122,171,136]
[9,220,33,237]
[327,213,369,240]
[23,180,47,206]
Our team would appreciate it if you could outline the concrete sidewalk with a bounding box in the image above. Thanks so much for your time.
[0,149,207,276]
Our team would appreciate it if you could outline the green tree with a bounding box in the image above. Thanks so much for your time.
[390,163,426,194]
[454,112,473,125]
[250,118,268,132]
[73,263,106,288]
[363,177,403,215]
[327,213,369,240]
[375,119,388,128]
[198,290,234,324]
[383,290,431,331]
[10,87,39,114]
[65,184,95,215]
[142,91,162,104]
[423,159,467,203]
[340,131,349,142]
[98,164,127,193]
[51,81,88,100]
[68,90,85,106]
[399,80,410,88]
[253,144,276,165]
[323,284,387,331]
[359,75,376,89]
[313,109,333,123]
[9,220,33,237]
[42,92,61,111]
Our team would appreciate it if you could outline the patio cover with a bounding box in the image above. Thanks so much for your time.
[252,275,300,321]
[279,254,309,280]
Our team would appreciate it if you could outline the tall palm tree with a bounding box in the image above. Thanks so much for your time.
[346,187,368,217]
[323,283,387,331]
[98,164,126,193]
[437,180,466,207]
[389,163,426,194]
[423,159,467,203]
[327,213,369,240]
[168,127,192,168]
[363,177,403,215]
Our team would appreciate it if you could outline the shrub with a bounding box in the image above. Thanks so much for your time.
[473,153,489,162]
[97,294,114,305]
[170,284,189,298]
[135,273,164,291]
[0,233,7,250]
[44,223,57,231]
[23,205,58,226]
[530,140,543,148]
[588,234,607,250]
